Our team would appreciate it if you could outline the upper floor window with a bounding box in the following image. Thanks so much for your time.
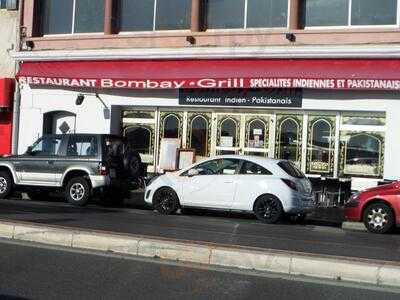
[206,0,288,29]
[117,0,192,32]
[42,0,105,35]
[302,0,398,27]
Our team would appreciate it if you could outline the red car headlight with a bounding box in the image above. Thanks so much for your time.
[345,192,361,207]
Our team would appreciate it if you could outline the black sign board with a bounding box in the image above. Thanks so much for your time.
[179,89,302,108]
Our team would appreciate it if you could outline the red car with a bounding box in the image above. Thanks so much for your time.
[345,181,400,234]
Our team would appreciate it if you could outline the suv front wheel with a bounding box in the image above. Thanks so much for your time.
[65,177,91,206]
[0,171,13,199]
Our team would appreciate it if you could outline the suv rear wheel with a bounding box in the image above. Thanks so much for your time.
[65,177,91,206]
[0,171,13,199]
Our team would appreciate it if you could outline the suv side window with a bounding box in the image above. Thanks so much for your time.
[190,158,240,175]
[240,161,272,175]
[67,136,98,157]
[30,136,62,156]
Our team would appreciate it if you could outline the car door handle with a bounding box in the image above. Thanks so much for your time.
[47,161,54,165]
[224,181,233,183]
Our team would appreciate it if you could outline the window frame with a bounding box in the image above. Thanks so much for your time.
[29,135,64,157]
[303,0,400,30]
[43,0,105,36]
[117,0,192,34]
[66,135,99,157]
[239,160,272,175]
[206,0,290,31]
[181,158,242,176]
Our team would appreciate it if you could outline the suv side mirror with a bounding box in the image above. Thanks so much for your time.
[26,146,33,155]
[187,169,199,177]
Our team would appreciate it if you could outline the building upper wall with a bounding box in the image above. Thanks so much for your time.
[20,0,400,52]
[0,8,18,77]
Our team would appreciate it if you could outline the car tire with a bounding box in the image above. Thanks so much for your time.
[253,195,283,224]
[153,187,179,215]
[0,171,13,199]
[65,177,91,207]
[363,202,395,234]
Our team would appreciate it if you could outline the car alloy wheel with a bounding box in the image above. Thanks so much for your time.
[153,187,179,215]
[363,203,394,234]
[70,183,85,201]
[254,195,283,224]
[0,177,7,194]
[368,208,388,229]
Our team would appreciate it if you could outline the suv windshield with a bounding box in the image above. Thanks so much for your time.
[278,161,305,178]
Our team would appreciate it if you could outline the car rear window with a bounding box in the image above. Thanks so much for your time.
[278,161,305,178]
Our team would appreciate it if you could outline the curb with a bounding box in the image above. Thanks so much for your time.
[342,222,367,232]
[0,220,399,288]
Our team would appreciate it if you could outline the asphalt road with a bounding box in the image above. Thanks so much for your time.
[0,197,400,263]
[1,239,399,300]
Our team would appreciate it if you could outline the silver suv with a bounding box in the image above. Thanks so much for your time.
[0,134,143,206]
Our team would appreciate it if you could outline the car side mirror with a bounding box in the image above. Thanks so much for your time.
[187,169,199,177]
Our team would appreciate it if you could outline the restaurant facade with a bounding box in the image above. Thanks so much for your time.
[12,0,400,203]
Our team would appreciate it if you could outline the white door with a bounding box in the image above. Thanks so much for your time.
[181,158,240,208]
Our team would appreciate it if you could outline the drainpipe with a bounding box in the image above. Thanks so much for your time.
[11,0,24,154]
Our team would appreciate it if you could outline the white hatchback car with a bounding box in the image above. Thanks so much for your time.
[145,155,315,223]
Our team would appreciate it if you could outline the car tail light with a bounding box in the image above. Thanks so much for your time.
[281,178,298,191]
[98,163,108,176]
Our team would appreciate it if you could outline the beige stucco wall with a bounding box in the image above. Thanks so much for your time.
[0,10,18,78]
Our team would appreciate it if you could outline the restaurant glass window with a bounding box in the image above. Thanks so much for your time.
[206,0,288,29]
[221,118,237,144]
[340,132,384,177]
[42,0,104,34]
[306,116,335,175]
[187,113,211,158]
[125,126,153,159]
[122,110,156,167]
[275,115,303,167]
[302,0,398,27]
[216,115,241,155]
[118,0,191,32]
[244,116,270,157]
[162,114,180,138]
